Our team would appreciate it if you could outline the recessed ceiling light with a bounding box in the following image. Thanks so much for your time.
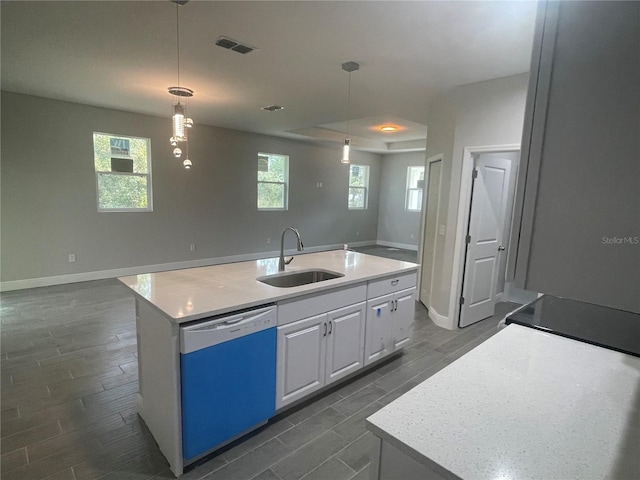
[261,105,284,112]
[380,125,399,133]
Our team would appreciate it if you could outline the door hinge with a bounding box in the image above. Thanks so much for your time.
[459,296,465,305]
[465,235,471,244]
[472,169,478,179]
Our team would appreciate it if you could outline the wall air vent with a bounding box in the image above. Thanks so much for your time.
[261,105,284,112]
[215,36,256,54]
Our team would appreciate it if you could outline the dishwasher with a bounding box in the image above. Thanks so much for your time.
[179,305,277,462]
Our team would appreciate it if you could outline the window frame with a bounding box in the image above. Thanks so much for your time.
[93,132,153,213]
[348,164,370,210]
[405,165,425,212]
[257,152,289,211]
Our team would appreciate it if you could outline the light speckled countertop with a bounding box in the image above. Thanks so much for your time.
[119,250,417,323]
[366,324,640,480]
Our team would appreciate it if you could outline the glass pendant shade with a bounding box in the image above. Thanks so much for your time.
[172,104,186,140]
[341,139,351,164]
[173,147,182,158]
[183,158,192,169]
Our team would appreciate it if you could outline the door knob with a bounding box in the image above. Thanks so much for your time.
[498,245,505,251]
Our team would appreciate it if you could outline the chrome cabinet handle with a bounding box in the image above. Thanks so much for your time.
[391,279,399,286]
[498,245,505,251]
[328,321,333,335]
[323,322,327,337]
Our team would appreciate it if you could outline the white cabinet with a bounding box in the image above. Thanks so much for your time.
[276,313,326,407]
[392,288,415,349]
[325,303,367,383]
[276,284,367,409]
[364,272,417,366]
[364,288,416,365]
[365,294,393,364]
[276,272,417,409]
[276,302,366,409]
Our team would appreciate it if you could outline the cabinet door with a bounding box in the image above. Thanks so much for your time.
[392,288,416,350]
[276,313,326,409]
[364,294,393,366]
[325,302,366,385]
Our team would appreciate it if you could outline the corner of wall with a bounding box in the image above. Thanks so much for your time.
[427,304,454,330]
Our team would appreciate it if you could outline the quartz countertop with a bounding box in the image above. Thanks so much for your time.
[366,324,640,480]
[118,250,418,323]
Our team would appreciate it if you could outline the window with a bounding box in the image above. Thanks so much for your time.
[257,152,289,210]
[348,164,369,209]
[405,166,425,212]
[93,133,152,212]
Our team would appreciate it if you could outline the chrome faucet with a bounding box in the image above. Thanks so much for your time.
[279,226,304,271]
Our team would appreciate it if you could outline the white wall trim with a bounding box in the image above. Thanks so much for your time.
[346,240,378,249]
[427,304,450,330]
[0,242,378,292]
[376,240,418,252]
[449,144,520,329]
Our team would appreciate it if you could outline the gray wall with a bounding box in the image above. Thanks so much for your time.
[0,92,382,286]
[377,152,426,249]
[514,1,640,312]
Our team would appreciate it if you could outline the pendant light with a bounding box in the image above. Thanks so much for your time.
[168,0,194,169]
[341,61,359,164]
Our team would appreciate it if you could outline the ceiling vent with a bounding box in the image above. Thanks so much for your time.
[215,36,256,55]
[261,105,284,112]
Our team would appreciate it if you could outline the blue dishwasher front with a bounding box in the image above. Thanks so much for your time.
[180,306,277,462]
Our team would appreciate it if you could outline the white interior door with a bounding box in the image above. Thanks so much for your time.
[459,156,512,327]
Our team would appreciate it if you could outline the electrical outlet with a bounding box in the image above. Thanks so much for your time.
[266,238,271,245]
[189,244,196,251]
[439,224,446,236]
[356,231,360,236]
[68,254,76,263]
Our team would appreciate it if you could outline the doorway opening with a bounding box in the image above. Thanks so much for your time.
[418,154,443,313]
[453,146,520,328]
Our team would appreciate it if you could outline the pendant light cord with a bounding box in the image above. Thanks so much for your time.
[176,3,181,88]
[346,71,352,136]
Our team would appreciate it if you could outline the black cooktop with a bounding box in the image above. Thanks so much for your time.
[505,295,640,357]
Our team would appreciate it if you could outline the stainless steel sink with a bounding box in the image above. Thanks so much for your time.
[257,269,344,288]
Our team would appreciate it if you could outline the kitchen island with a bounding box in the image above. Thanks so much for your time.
[119,250,418,476]
[366,324,640,480]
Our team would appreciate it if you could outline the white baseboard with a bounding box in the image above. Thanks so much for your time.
[345,240,377,248]
[428,305,453,330]
[375,240,418,251]
[0,243,356,292]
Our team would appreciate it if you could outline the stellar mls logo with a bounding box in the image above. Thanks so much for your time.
[601,236,639,245]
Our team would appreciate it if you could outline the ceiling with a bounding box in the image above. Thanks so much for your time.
[0,1,537,154]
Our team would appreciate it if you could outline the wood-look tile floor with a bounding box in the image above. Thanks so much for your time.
[1,275,518,480]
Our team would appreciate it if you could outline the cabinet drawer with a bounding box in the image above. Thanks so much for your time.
[278,283,367,326]
[367,272,417,299]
